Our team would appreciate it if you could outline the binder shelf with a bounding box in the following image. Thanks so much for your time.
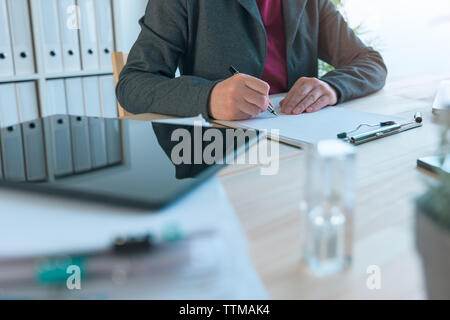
[0,115,124,183]
[0,0,120,130]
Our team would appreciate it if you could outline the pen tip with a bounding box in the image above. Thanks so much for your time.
[268,101,278,116]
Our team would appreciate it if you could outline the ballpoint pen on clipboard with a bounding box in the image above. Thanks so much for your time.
[338,112,423,145]
[229,65,278,116]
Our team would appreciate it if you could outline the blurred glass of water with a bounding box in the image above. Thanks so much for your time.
[300,140,356,276]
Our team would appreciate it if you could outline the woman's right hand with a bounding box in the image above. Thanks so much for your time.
[208,74,270,120]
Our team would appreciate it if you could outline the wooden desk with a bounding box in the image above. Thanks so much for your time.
[130,73,449,299]
[218,73,450,300]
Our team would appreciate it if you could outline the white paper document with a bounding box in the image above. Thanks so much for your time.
[216,93,407,147]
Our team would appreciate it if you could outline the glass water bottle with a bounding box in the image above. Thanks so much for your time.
[300,140,356,276]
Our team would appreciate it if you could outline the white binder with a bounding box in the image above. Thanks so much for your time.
[99,75,121,164]
[7,0,36,75]
[58,0,82,72]
[95,0,115,70]
[46,80,74,176]
[99,75,118,118]
[65,77,92,172]
[0,83,26,181]
[16,82,40,123]
[65,77,85,116]
[82,77,102,117]
[0,0,14,77]
[0,83,20,129]
[82,77,107,168]
[78,0,100,70]
[16,82,47,182]
[45,80,68,117]
[40,0,64,73]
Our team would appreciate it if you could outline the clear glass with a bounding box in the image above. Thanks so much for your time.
[300,140,356,276]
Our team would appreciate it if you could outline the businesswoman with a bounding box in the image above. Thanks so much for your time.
[117,0,387,120]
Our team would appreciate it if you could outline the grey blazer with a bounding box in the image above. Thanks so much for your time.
[116,0,387,119]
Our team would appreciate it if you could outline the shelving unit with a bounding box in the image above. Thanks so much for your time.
[0,0,126,183]
[0,0,120,119]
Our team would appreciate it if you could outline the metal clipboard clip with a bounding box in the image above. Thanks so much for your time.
[337,112,423,145]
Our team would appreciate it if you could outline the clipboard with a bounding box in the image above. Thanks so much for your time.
[338,113,423,145]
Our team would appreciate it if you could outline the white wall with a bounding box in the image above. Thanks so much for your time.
[345,0,450,80]
[113,0,148,53]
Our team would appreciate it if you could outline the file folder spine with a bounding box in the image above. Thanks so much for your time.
[16,81,40,122]
[58,0,82,72]
[0,83,25,181]
[64,78,93,173]
[95,0,115,70]
[40,0,64,73]
[105,119,122,165]
[88,117,108,169]
[7,0,36,75]
[82,77,108,168]
[1,125,26,182]
[21,119,47,181]
[78,0,100,70]
[99,75,122,164]
[50,115,74,177]
[16,81,47,181]
[46,80,74,176]
[0,0,14,77]
[69,115,92,173]
[99,75,118,118]
[64,77,85,116]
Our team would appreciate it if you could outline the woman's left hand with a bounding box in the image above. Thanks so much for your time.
[280,77,338,115]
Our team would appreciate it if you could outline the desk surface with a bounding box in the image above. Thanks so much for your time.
[133,73,450,299]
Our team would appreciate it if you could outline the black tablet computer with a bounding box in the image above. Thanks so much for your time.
[0,116,261,209]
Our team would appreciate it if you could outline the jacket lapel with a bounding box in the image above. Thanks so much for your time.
[237,0,264,26]
[236,0,266,76]
[283,0,308,48]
